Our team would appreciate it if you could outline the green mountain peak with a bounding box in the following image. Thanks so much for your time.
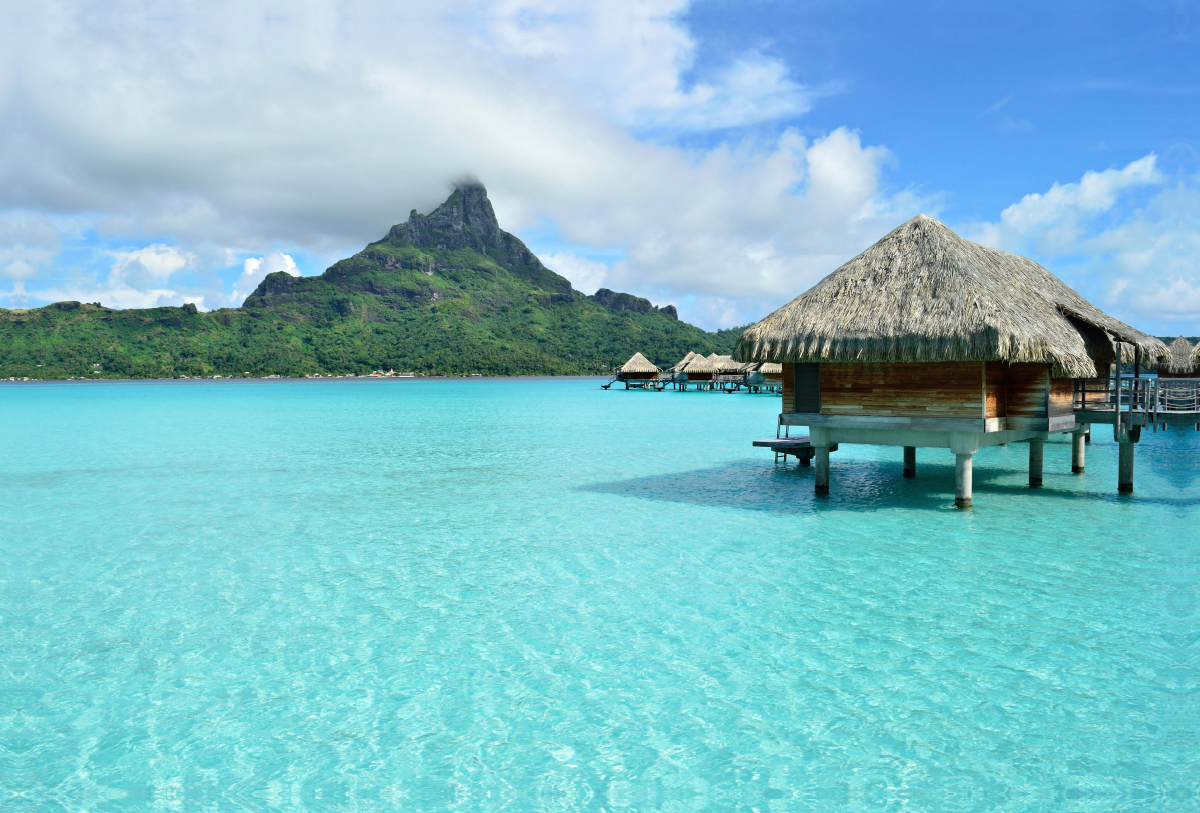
[1,184,740,379]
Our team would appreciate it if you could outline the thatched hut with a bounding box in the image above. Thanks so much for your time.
[671,351,698,372]
[758,362,783,386]
[736,214,1168,505]
[615,352,662,389]
[709,354,743,374]
[1159,337,1198,378]
[677,354,717,390]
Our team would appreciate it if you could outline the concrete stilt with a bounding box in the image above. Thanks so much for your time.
[902,446,916,478]
[799,450,812,468]
[1071,427,1086,473]
[1029,438,1044,487]
[955,453,973,508]
[1118,441,1135,493]
[1084,425,1091,444]
[814,446,830,495]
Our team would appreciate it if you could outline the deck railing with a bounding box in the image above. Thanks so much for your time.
[1072,377,1154,414]
[1156,378,1200,414]
[1074,376,1200,419]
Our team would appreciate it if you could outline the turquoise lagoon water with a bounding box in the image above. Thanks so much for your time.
[1,377,1196,812]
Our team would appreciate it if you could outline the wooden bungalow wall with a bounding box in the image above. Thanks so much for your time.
[781,361,1066,419]
[820,362,984,418]
[1005,364,1048,419]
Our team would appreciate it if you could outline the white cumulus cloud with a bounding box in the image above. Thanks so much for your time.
[232,252,297,303]
[539,252,610,295]
[0,0,929,327]
[967,157,1200,333]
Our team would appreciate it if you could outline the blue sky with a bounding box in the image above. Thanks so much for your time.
[2,0,1198,332]
[681,0,1197,217]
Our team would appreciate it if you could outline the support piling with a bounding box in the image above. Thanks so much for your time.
[955,453,973,508]
[1029,438,1044,488]
[1118,441,1135,493]
[814,447,830,495]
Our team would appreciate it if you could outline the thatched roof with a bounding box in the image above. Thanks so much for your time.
[680,355,717,374]
[1163,336,1198,375]
[758,362,783,375]
[708,354,743,373]
[735,214,1168,378]
[1193,339,1200,366]
[619,352,661,374]
[671,351,698,372]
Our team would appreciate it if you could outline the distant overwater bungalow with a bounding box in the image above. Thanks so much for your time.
[675,354,717,390]
[737,214,1178,507]
[1158,336,1198,378]
[609,352,664,390]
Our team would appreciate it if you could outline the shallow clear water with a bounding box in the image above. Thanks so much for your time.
[2,378,1196,812]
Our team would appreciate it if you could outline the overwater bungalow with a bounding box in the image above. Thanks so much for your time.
[735,214,1169,506]
[677,354,717,390]
[709,354,746,391]
[759,362,783,390]
[614,352,663,389]
[1158,337,1198,378]
[709,355,743,374]
[670,351,697,373]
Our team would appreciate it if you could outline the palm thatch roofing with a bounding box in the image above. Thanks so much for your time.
[735,215,1168,378]
[1193,339,1200,366]
[1163,336,1198,375]
[757,362,783,376]
[707,354,743,373]
[619,352,661,374]
[680,354,717,374]
[671,351,698,372]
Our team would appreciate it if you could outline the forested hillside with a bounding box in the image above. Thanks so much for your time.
[0,184,743,379]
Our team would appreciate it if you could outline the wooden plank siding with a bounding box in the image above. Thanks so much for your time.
[1049,377,1074,418]
[819,362,984,418]
[1006,363,1050,418]
[985,362,1007,418]
[782,363,794,414]
[778,360,1071,431]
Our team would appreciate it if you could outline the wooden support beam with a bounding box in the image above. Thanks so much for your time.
[814,446,830,495]
[955,453,973,508]
[1072,426,1086,473]
[1029,438,1044,487]
[1118,441,1135,493]
[903,446,916,478]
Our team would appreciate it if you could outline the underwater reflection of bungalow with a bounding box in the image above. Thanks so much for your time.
[736,214,1169,506]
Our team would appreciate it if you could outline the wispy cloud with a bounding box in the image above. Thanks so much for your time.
[981,95,1012,115]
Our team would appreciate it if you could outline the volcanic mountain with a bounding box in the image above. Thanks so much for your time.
[0,183,740,378]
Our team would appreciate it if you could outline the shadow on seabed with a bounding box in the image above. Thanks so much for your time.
[579,456,1200,513]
